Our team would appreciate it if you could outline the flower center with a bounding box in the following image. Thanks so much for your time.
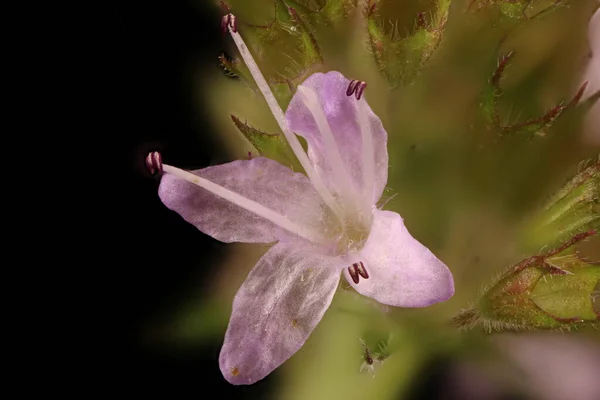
[320,206,371,255]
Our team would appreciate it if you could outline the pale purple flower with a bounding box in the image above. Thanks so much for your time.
[153,14,454,385]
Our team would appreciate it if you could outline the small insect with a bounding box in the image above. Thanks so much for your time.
[359,338,388,376]
[361,339,374,364]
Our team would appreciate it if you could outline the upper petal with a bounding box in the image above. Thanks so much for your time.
[158,157,327,244]
[219,242,341,385]
[285,71,389,205]
[344,210,454,307]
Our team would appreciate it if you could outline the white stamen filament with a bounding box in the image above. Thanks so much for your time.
[163,164,323,242]
[297,86,356,205]
[227,23,344,221]
[356,98,375,205]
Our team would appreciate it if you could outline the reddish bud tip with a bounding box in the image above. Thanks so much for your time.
[366,1,377,17]
[568,81,589,108]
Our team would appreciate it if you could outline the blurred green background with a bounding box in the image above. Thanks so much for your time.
[119,0,599,398]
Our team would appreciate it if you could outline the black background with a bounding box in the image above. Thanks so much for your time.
[108,0,272,396]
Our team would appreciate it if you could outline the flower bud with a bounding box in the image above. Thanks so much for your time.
[521,158,599,251]
[454,231,600,332]
[366,0,450,87]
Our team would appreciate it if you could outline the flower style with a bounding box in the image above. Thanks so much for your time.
[151,14,454,385]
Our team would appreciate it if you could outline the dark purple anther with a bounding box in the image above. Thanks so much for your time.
[221,14,230,33]
[354,81,367,100]
[346,80,367,100]
[348,262,369,284]
[229,14,237,32]
[146,151,163,175]
[348,265,360,284]
[221,12,237,33]
[346,80,359,97]
[356,262,369,279]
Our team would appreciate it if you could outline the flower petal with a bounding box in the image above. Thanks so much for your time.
[345,210,454,307]
[219,243,341,385]
[158,157,326,243]
[286,71,388,204]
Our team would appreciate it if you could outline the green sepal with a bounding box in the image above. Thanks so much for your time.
[366,0,449,88]
[231,114,303,171]
[531,254,600,321]
[454,231,600,332]
[521,158,600,251]
[480,51,593,138]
